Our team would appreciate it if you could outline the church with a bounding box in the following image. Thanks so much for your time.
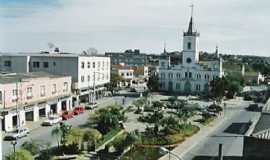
[158,9,224,94]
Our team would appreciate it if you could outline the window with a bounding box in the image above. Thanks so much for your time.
[93,62,95,68]
[121,73,124,76]
[12,89,18,102]
[81,76,85,82]
[40,85,45,97]
[189,72,192,78]
[197,74,201,80]
[33,62,40,68]
[43,62,49,68]
[87,62,90,68]
[185,72,188,78]
[168,73,173,79]
[187,42,192,50]
[52,84,57,94]
[27,87,33,99]
[0,91,2,104]
[176,83,181,90]
[4,60,11,67]
[81,62,85,69]
[176,73,181,80]
[53,62,56,66]
[186,58,192,63]
[196,84,201,91]
[63,82,68,92]
[88,75,90,82]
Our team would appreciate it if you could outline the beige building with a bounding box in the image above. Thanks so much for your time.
[0,72,72,132]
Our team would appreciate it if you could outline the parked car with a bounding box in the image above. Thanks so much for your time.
[73,106,85,115]
[61,111,74,120]
[4,127,30,141]
[246,103,262,112]
[42,115,62,126]
[85,102,97,110]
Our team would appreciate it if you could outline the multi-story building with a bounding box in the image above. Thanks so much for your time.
[105,49,148,66]
[0,52,111,104]
[112,64,149,87]
[0,72,72,131]
[158,12,223,94]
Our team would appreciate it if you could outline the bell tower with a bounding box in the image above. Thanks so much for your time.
[182,4,200,66]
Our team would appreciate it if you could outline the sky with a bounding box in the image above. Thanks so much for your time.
[0,0,269,56]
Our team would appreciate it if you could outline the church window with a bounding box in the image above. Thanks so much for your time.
[168,73,173,79]
[196,84,201,91]
[186,58,192,64]
[187,42,192,50]
[176,73,181,80]
[176,83,181,90]
[197,74,201,80]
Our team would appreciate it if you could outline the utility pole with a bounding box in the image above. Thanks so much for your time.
[218,144,223,160]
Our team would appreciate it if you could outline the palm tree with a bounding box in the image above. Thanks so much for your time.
[51,125,62,149]
[83,128,102,151]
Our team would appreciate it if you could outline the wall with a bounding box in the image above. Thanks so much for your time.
[0,76,72,109]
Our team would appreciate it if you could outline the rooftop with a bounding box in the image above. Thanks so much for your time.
[0,72,67,84]
[0,52,107,58]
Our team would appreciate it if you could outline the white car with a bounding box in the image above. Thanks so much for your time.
[4,128,30,140]
[42,115,62,126]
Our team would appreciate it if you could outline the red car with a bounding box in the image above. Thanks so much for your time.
[62,111,74,120]
[73,106,85,115]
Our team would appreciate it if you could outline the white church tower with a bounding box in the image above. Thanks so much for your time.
[182,5,200,66]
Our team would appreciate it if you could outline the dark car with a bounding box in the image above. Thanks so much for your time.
[246,104,262,112]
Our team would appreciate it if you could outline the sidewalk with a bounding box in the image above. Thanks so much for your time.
[159,114,227,160]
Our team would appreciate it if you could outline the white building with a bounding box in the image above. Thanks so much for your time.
[0,72,72,132]
[158,13,223,94]
[0,52,110,104]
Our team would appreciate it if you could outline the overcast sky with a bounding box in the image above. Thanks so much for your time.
[0,0,269,56]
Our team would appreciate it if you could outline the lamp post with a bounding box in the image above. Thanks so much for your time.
[159,147,183,160]
[11,140,17,153]
[89,71,105,107]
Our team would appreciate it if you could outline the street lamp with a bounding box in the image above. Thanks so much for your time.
[159,146,183,160]
[11,140,17,153]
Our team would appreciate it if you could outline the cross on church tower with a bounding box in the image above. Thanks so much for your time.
[190,4,194,17]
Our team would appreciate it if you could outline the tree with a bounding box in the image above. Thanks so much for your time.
[51,125,62,149]
[66,128,84,153]
[83,128,102,151]
[133,98,146,113]
[92,106,125,134]
[21,140,49,156]
[6,149,33,160]
[106,73,124,94]
[147,74,159,91]
[210,77,227,101]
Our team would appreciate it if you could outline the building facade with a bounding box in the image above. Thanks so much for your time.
[105,49,148,66]
[0,72,72,132]
[0,53,111,104]
[158,14,223,94]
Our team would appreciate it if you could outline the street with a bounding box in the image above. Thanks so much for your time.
[2,96,135,157]
[182,100,260,160]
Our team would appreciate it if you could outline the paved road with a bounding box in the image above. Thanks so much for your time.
[2,96,135,157]
[182,101,260,160]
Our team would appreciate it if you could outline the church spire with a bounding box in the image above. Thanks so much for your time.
[163,42,167,54]
[187,4,194,34]
[184,4,199,36]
